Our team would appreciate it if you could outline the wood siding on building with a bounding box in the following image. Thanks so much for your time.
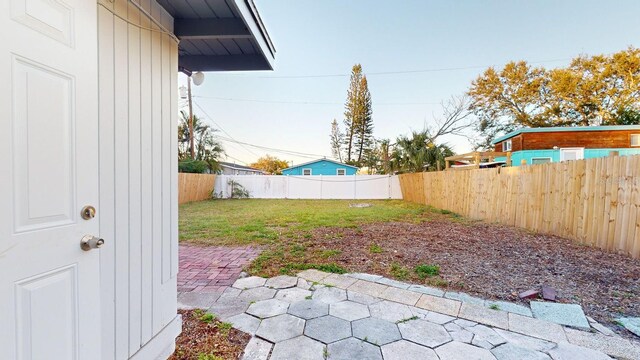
[522,130,639,149]
[497,130,640,151]
[98,0,179,358]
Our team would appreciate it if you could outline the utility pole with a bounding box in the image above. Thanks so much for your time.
[187,75,195,159]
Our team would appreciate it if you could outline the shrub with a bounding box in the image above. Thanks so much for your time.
[390,262,409,280]
[178,158,209,173]
[415,264,440,279]
[228,180,250,199]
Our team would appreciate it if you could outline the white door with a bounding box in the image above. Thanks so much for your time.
[0,1,101,359]
[559,148,585,162]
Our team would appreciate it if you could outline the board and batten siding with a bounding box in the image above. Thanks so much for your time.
[98,0,179,359]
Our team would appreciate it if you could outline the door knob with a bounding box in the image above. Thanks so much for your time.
[81,235,104,251]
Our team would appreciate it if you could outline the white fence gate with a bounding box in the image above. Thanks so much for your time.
[214,175,403,199]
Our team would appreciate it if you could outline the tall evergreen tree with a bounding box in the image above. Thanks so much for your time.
[343,64,364,163]
[354,75,373,163]
[329,119,344,162]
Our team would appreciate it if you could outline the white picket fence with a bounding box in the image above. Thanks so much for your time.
[214,175,403,199]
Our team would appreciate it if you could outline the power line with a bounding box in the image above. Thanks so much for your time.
[193,95,441,106]
[192,101,262,158]
[212,58,572,79]
[216,136,332,159]
[192,100,334,162]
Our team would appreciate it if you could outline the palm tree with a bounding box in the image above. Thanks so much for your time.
[394,130,453,173]
[178,111,225,172]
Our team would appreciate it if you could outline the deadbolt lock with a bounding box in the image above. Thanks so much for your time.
[81,205,96,220]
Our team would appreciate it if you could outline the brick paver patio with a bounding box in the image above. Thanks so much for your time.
[178,270,640,360]
[177,244,261,293]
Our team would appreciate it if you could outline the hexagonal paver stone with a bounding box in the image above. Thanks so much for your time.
[208,298,250,320]
[233,276,266,289]
[370,301,413,323]
[352,317,401,345]
[237,287,277,302]
[381,340,439,360]
[491,343,551,360]
[265,275,298,289]
[246,298,289,318]
[241,337,272,360]
[327,338,382,360]
[288,300,329,319]
[304,315,351,344]
[270,336,326,360]
[398,319,451,348]
[255,314,305,343]
[313,286,347,304]
[329,301,370,321]
[275,287,312,303]
[226,313,261,334]
[468,324,506,349]
[435,341,495,360]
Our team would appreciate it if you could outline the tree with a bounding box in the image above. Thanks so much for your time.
[468,61,550,149]
[329,119,344,162]
[178,110,224,172]
[250,155,290,175]
[354,76,374,163]
[378,139,392,174]
[343,64,374,164]
[426,95,474,143]
[394,130,454,173]
[468,48,640,148]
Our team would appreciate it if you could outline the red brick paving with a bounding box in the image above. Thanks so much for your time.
[178,244,262,293]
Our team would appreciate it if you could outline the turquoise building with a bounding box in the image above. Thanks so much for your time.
[492,125,640,166]
[281,159,358,175]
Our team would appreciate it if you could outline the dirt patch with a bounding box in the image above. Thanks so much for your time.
[170,309,250,360]
[300,218,640,335]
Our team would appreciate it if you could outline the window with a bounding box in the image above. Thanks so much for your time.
[531,157,551,165]
[336,168,346,175]
[560,148,584,161]
[631,134,640,147]
[302,168,312,176]
[503,139,512,152]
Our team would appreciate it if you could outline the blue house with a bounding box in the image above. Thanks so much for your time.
[281,159,358,176]
[492,125,640,166]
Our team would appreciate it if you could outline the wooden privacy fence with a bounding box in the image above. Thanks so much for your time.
[178,173,216,204]
[399,155,640,258]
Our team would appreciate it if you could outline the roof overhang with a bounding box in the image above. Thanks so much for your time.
[156,0,275,72]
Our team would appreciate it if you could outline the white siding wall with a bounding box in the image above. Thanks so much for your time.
[214,175,403,199]
[98,0,178,358]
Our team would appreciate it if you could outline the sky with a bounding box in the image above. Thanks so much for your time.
[181,0,640,166]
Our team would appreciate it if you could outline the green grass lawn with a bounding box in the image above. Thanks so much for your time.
[179,199,429,246]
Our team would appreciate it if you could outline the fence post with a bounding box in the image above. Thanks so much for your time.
[319,174,323,199]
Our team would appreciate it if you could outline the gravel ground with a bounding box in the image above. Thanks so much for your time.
[306,217,640,336]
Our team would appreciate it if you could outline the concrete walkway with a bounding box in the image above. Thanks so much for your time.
[178,270,640,360]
